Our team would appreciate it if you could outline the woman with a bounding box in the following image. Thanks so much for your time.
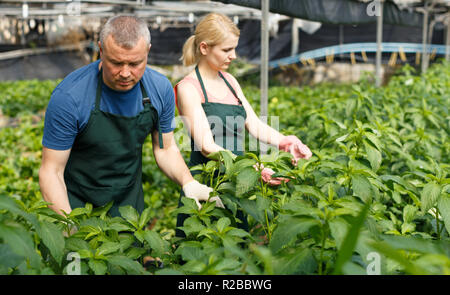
[174,13,312,237]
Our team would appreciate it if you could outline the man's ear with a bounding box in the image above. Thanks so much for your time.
[199,41,209,56]
[98,41,103,57]
[148,43,151,53]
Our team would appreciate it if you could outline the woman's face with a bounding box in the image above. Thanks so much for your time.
[202,33,239,71]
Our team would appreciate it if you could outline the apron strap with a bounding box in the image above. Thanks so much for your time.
[195,65,243,106]
[195,66,209,104]
[140,79,164,149]
[95,69,103,111]
[218,71,243,106]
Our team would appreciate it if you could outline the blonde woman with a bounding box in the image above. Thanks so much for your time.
[174,13,312,237]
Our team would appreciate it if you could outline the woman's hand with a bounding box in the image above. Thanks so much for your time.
[279,135,312,165]
[254,163,291,186]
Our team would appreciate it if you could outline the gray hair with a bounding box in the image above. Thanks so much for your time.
[99,15,151,49]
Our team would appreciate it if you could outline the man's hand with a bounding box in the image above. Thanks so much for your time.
[182,180,225,210]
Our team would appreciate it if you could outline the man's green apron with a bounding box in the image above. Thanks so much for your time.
[176,66,248,237]
[64,70,163,217]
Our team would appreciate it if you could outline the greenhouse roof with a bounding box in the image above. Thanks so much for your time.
[212,0,450,27]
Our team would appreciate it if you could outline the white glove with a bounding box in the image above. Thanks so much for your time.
[182,180,225,210]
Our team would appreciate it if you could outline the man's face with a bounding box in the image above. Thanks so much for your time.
[99,35,150,91]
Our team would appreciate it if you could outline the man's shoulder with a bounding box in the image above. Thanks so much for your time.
[53,61,99,98]
[143,66,172,90]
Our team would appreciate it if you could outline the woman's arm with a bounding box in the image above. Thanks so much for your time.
[228,74,312,162]
[176,81,226,157]
[227,74,286,147]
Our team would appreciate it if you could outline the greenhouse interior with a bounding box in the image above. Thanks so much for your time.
[0,0,449,279]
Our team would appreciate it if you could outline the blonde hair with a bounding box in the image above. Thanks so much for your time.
[180,13,240,66]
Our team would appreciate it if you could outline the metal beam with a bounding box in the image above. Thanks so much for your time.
[446,14,450,61]
[376,0,384,87]
[269,42,447,68]
[260,0,269,120]
[421,2,430,72]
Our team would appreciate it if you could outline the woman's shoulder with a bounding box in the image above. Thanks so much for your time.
[176,72,203,96]
[175,72,204,107]
[176,72,197,86]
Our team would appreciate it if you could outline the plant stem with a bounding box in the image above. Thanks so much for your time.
[318,224,327,275]
[435,208,441,240]
[355,144,360,158]
[265,209,271,242]
[210,166,216,188]
[258,161,272,242]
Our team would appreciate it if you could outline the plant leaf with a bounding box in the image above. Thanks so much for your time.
[273,247,317,275]
[351,174,375,203]
[364,139,382,172]
[420,182,441,212]
[235,167,259,196]
[0,224,41,268]
[88,259,108,275]
[107,255,147,275]
[333,203,370,274]
[437,194,450,235]
[270,217,320,253]
[119,205,139,229]
[36,220,65,265]
[143,230,169,257]
[216,217,231,233]
[365,132,383,151]
[96,241,121,257]
[138,207,152,230]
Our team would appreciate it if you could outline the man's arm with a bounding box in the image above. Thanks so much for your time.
[151,130,224,209]
[151,130,194,187]
[39,147,72,216]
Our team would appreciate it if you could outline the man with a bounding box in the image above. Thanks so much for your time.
[39,15,223,217]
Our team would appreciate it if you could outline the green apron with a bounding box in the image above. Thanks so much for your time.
[64,70,163,217]
[176,66,248,237]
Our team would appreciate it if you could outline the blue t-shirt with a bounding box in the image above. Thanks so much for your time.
[43,60,175,150]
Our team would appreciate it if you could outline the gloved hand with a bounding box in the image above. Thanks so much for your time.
[182,180,225,210]
[279,135,312,165]
[254,163,291,186]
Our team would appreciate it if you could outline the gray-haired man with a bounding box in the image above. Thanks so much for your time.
[39,15,224,218]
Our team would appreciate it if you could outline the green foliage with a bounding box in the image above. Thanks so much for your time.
[0,61,449,275]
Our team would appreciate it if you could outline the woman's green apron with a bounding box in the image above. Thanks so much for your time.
[64,70,163,217]
[176,66,248,237]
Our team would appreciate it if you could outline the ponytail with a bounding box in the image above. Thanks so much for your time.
[180,35,197,66]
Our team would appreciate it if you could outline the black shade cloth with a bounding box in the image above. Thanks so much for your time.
[212,0,425,27]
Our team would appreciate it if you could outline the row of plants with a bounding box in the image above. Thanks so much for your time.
[0,60,448,274]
